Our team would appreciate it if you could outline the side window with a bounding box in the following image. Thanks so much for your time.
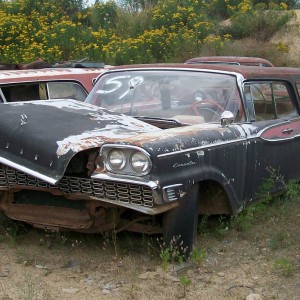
[47,82,88,102]
[2,84,41,102]
[244,81,297,121]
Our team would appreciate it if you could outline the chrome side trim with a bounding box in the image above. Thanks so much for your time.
[260,136,294,142]
[91,172,158,189]
[0,157,57,184]
[157,138,248,158]
[163,183,183,189]
[100,143,152,154]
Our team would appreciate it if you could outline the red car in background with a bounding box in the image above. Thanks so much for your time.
[185,56,274,67]
[0,61,108,103]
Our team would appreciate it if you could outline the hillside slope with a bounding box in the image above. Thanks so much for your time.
[271,9,300,64]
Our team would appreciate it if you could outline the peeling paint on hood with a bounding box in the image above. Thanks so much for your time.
[56,124,157,157]
[0,99,160,182]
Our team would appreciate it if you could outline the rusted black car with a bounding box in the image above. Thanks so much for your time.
[0,63,299,257]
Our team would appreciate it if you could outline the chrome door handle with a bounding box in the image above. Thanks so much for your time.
[282,128,293,134]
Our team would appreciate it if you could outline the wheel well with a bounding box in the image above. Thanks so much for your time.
[66,149,99,176]
[198,180,232,215]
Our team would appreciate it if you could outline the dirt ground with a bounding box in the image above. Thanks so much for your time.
[0,196,299,300]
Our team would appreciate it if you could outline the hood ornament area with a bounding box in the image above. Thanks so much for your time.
[20,114,28,125]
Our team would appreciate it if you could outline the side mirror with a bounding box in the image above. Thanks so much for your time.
[220,111,234,126]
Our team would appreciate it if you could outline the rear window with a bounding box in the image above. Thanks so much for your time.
[0,81,88,103]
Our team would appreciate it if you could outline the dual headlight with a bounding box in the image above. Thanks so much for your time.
[101,145,152,176]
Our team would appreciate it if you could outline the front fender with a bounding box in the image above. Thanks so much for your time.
[157,162,242,213]
[145,125,248,212]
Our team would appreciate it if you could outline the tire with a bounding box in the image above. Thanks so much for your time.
[162,184,199,260]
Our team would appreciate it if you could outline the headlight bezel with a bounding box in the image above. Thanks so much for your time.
[129,150,152,174]
[101,145,152,176]
[107,149,127,171]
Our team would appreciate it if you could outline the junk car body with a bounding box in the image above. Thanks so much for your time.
[0,67,105,103]
[0,63,299,256]
[185,56,274,67]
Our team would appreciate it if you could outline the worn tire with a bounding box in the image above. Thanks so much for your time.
[162,184,199,260]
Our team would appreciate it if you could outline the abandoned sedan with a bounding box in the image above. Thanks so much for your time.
[0,65,106,103]
[1,63,299,257]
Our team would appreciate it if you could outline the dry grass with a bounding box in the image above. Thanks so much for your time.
[0,193,299,299]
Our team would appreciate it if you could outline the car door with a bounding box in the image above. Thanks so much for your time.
[242,80,299,203]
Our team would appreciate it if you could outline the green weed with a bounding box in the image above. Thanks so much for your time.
[190,248,207,267]
[274,258,294,276]
[158,236,187,264]
[230,168,300,232]
[215,215,230,237]
[179,275,192,298]
[158,236,187,283]
[198,215,211,237]
[0,212,31,238]
[268,230,288,251]
[283,179,300,201]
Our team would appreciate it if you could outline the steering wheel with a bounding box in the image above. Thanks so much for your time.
[192,100,225,119]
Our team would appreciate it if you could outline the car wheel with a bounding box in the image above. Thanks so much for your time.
[162,184,199,260]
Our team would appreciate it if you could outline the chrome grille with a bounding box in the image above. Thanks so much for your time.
[0,167,154,208]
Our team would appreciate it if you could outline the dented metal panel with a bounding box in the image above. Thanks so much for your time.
[0,100,160,184]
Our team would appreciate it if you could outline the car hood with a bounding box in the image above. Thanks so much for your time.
[0,100,160,184]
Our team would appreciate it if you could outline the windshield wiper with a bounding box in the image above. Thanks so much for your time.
[134,116,186,126]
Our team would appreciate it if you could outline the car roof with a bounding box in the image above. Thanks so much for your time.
[185,56,274,67]
[0,67,105,86]
[107,63,300,81]
[0,67,108,96]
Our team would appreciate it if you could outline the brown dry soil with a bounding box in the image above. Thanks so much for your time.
[0,196,299,300]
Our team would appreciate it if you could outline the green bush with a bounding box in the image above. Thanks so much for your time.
[223,3,295,41]
[0,0,297,66]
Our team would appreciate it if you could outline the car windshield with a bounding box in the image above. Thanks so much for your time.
[85,70,244,124]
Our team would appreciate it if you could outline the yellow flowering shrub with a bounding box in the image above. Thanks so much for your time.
[0,0,295,65]
[276,42,290,53]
